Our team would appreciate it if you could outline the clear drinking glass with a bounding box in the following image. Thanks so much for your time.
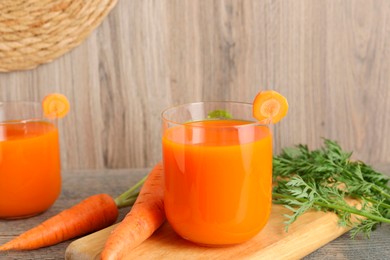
[0,102,61,219]
[162,101,273,246]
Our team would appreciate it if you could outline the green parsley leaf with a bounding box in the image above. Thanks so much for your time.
[207,110,233,119]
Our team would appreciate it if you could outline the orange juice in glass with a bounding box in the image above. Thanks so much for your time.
[0,102,61,219]
[162,101,272,246]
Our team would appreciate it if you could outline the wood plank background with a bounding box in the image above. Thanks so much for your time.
[1,0,389,170]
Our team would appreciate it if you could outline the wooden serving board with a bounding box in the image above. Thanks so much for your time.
[65,204,351,260]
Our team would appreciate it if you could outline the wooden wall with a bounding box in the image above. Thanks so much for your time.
[1,0,389,170]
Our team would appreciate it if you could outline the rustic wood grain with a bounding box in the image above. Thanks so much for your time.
[0,0,390,169]
[65,203,354,260]
[0,166,389,260]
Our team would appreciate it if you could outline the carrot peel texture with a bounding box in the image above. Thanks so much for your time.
[101,162,165,260]
[0,193,118,251]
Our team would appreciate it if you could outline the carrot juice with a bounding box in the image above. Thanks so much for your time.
[0,120,61,219]
[162,102,273,246]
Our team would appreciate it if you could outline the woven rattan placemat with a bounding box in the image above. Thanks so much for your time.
[0,0,117,72]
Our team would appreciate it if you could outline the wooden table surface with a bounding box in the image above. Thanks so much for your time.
[1,166,389,260]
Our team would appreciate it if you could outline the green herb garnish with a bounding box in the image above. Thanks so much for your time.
[207,110,233,119]
[272,139,390,238]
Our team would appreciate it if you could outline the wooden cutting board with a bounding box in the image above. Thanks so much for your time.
[65,204,351,259]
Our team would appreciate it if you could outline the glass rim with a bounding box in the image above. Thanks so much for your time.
[0,101,49,125]
[161,101,270,127]
[0,118,45,125]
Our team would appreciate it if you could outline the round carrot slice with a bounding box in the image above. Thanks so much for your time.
[253,90,288,123]
[42,93,70,119]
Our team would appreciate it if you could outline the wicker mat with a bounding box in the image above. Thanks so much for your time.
[0,0,117,72]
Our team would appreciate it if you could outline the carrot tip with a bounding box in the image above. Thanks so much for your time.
[0,193,118,251]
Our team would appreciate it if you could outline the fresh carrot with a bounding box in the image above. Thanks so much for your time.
[101,161,165,260]
[0,175,147,251]
[42,93,70,119]
[0,163,161,252]
[0,194,118,251]
[252,90,288,124]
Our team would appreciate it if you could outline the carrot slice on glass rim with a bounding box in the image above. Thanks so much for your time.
[253,90,288,124]
[42,93,70,119]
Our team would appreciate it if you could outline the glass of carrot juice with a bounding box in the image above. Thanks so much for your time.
[162,101,273,246]
[0,102,61,219]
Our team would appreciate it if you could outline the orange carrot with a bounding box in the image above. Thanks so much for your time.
[42,93,70,119]
[101,162,165,260]
[252,90,288,124]
[0,194,118,251]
